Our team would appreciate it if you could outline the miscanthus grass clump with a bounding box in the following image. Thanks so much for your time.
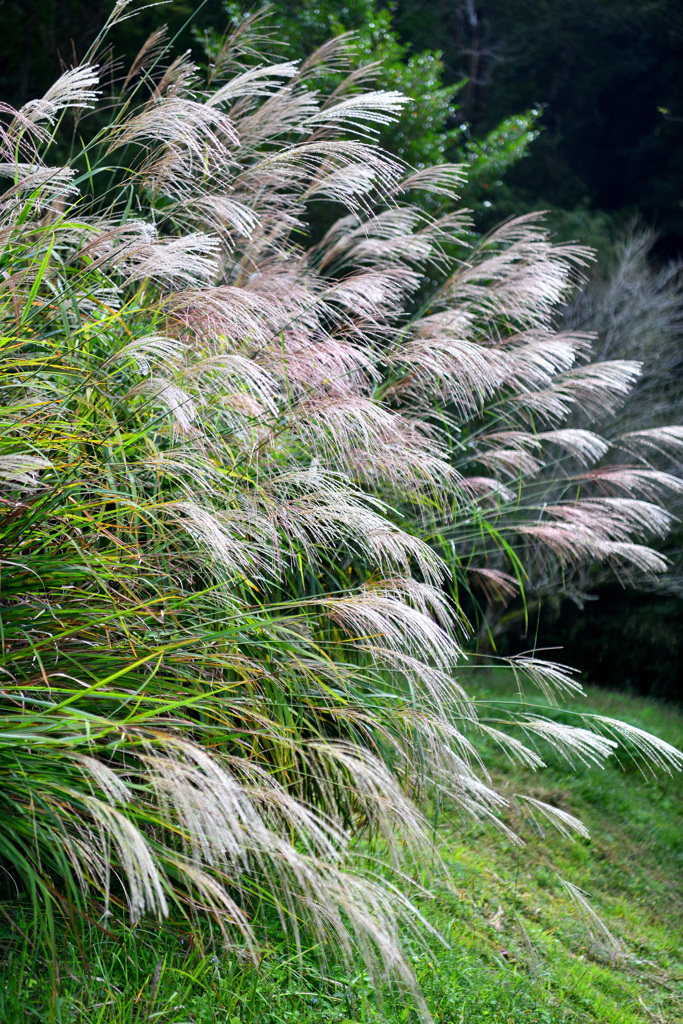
[1,3,681,1001]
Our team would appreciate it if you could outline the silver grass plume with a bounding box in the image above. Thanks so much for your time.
[0,16,681,997]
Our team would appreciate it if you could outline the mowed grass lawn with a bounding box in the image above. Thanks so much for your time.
[2,675,681,1024]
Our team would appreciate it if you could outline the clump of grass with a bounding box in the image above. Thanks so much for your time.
[0,4,681,1008]
[2,681,679,1023]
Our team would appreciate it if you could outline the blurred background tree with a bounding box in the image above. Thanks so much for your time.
[392,0,683,260]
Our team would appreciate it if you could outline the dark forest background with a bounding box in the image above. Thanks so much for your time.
[2,0,681,699]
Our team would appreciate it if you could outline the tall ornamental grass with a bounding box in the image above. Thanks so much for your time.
[1,4,681,991]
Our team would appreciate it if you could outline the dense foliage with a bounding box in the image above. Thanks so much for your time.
[1,4,682,1011]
